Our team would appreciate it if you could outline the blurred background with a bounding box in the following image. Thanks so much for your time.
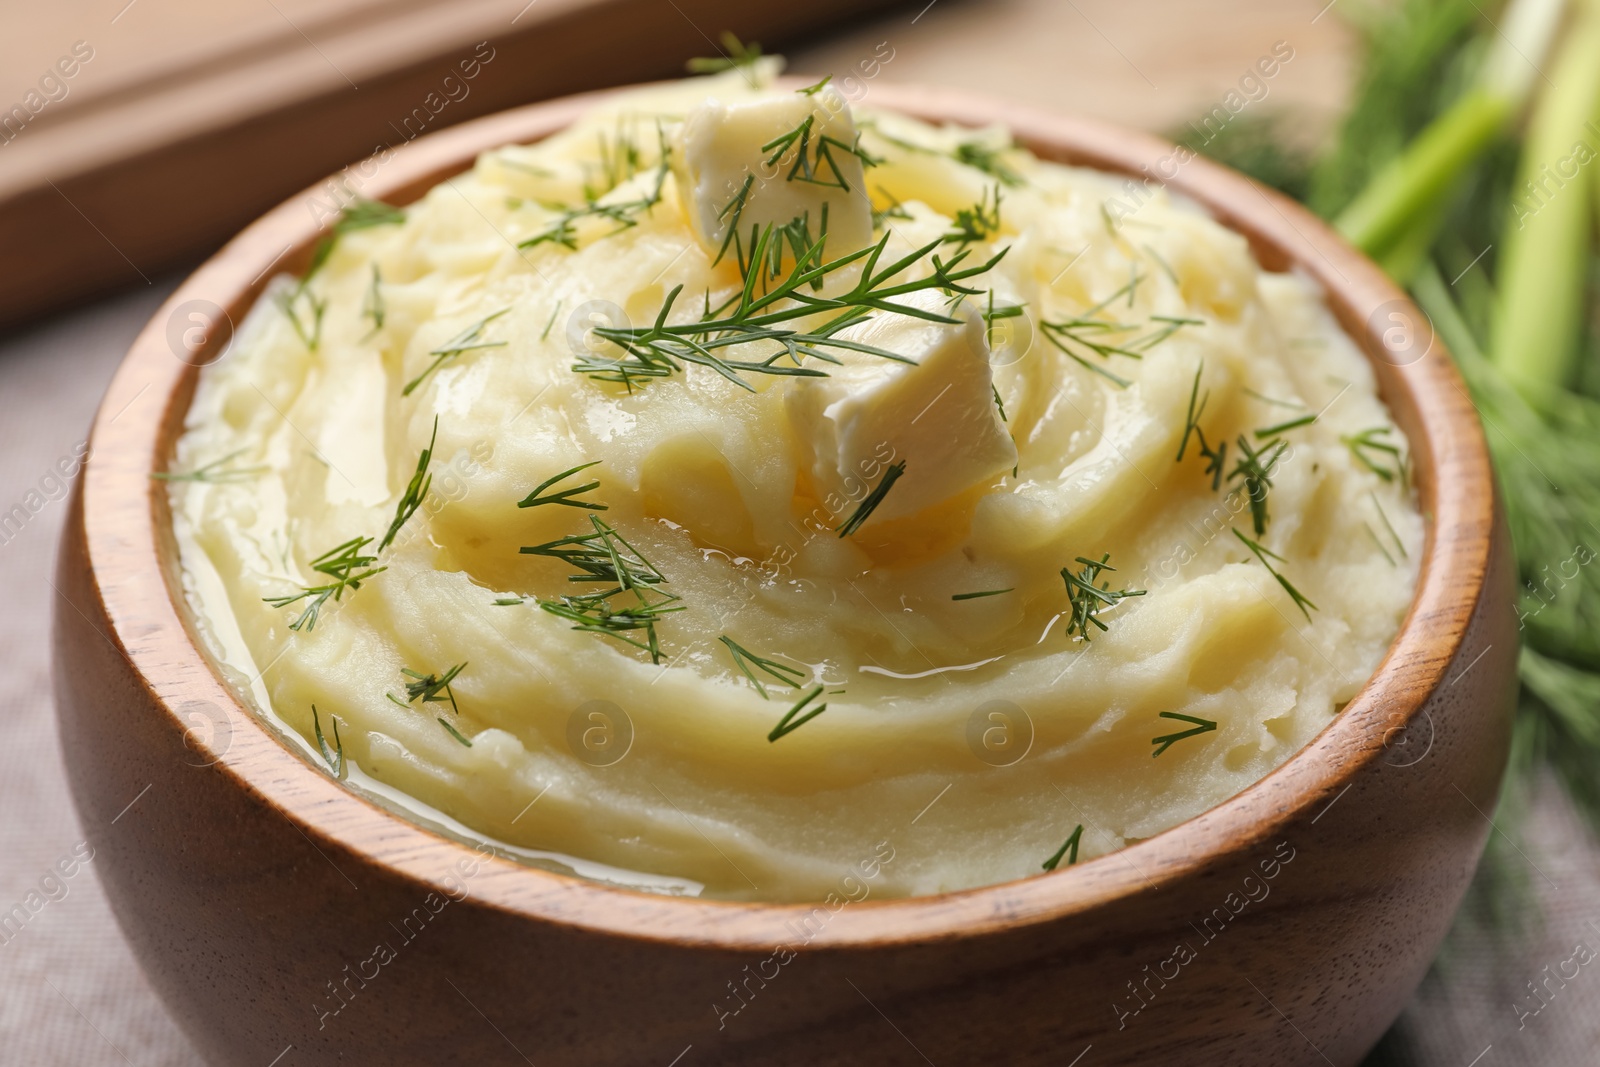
[3,1,1597,1064]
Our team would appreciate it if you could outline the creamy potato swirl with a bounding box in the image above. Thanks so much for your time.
[170,65,1421,902]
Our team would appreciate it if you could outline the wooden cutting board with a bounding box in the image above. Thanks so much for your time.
[0,0,905,330]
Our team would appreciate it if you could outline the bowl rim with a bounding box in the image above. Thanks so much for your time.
[75,78,1495,951]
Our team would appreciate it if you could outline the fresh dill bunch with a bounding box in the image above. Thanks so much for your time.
[1151,711,1218,757]
[719,635,806,698]
[579,226,1005,392]
[685,32,763,75]
[1041,825,1083,870]
[387,662,467,715]
[263,536,387,632]
[836,460,906,537]
[403,309,510,397]
[761,114,880,192]
[1231,528,1317,621]
[378,418,437,552]
[518,460,608,511]
[768,685,828,742]
[1061,553,1146,640]
[151,448,268,484]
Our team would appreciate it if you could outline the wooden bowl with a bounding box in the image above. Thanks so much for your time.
[53,82,1516,1066]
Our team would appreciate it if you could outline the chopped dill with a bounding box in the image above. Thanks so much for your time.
[361,263,385,338]
[952,588,1014,600]
[944,187,1003,247]
[685,32,763,75]
[524,515,683,663]
[403,309,510,397]
[541,300,562,341]
[276,286,327,352]
[954,140,1025,187]
[1370,489,1408,559]
[1233,528,1317,621]
[377,417,437,552]
[1042,824,1083,870]
[1061,553,1146,640]
[768,685,827,742]
[720,635,806,698]
[1342,426,1403,482]
[262,536,386,632]
[437,717,473,747]
[836,460,906,537]
[152,448,268,483]
[1229,434,1288,537]
[519,125,671,250]
[518,460,608,511]
[387,662,467,715]
[761,115,879,192]
[312,705,345,778]
[1254,413,1318,438]
[1151,712,1217,757]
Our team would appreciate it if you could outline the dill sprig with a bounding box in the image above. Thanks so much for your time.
[518,460,608,511]
[264,536,387,632]
[760,115,879,192]
[437,717,473,747]
[1040,274,1198,388]
[1369,489,1408,560]
[1232,528,1317,621]
[1229,434,1288,537]
[581,228,1006,391]
[1151,711,1217,757]
[720,635,805,698]
[685,31,762,75]
[943,187,1003,247]
[1061,553,1146,640]
[870,187,913,228]
[152,448,268,483]
[523,515,682,663]
[1177,363,1230,490]
[276,287,327,352]
[768,685,827,742]
[952,588,1014,601]
[1042,825,1083,870]
[377,417,437,552]
[361,263,385,339]
[387,662,467,715]
[582,228,1004,391]
[519,125,671,250]
[306,198,406,278]
[954,140,1026,187]
[403,309,510,397]
[836,460,906,537]
[1341,425,1404,482]
[312,705,345,778]
[1254,412,1318,437]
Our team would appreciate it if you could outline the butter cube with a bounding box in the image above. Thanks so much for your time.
[786,290,1017,526]
[677,86,875,262]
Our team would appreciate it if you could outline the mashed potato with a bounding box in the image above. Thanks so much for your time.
[169,63,1421,902]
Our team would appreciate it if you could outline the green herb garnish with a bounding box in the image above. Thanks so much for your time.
[312,705,345,778]
[1061,553,1146,640]
[720,635,805,698]
[1042,825,1083,870]
[1341,426,1403,482]
[952,588,1014,601]
[524,515,682,663]
[954,140,1025,187]
[388,662,467,715]
[1232,528,1317,621]
[768,685,827,742]
[1229,434,1288,537]
[760,115,879,192]
[517,460,608,511]
[438,718,473,747]
[836,460,906,537]
[377,417,437,552]
[361,263,385,338]
[1151,712,1217,757]
[403,309,510,397]
[1254,413,1318,437]
[944,187,1003,247]
[263,536,387,632]
[579,229,1005,391]
[685,32,762,75]
[152,449,268,483]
